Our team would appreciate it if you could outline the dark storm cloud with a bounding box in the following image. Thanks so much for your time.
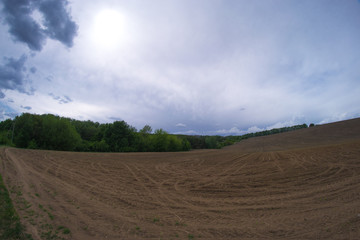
[38,0,78,48]
[1,0,78,51]
[1,0,46,51]
[48,93,73,104]
[0,55,32,95]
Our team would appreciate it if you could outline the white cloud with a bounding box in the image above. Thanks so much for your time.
[214,127,244,136]
[174,130,199,135]
[1,0,360,134]
[247,126,264,133]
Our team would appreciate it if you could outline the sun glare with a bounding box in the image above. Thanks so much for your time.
[92,9,125,49]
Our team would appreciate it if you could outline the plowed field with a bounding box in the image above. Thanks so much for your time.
[1,118,360,239]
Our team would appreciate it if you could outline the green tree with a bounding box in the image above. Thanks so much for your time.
[139,125,152,134]
[137,125,154,151]
[13,113,42,148]
[72,120,100,141]
[1,113,193,153]
[153,129,169,152]
[40,114,81,151]
[205,136,218,149]
[0,119,14,146]
[104,121,137,152]
[91,139,110,152]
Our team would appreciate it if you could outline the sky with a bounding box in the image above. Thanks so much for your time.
[0,0,360,135]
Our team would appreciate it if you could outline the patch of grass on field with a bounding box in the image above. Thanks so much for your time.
[57,226,70,235]
[175,221,187,227]
[39,204,55,220]
[40,223,71,240]
[0,174,31,239]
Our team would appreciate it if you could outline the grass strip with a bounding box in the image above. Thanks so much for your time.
[0,174,27,239]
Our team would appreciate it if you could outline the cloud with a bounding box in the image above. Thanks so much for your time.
[0,0,77,102]
[317,112,360,125]
[0,110,18,120]
[21,105,32,110]
[176,123,186,127]
[1,0,78,51]
[48,93,73,104]
[0,55,34,97]
[214,127,246,136]
[38,0,78,48]
[1,0,46,51]
[108,117,123,122]
[30,67,37,73]
[212,121,300,136]
[63,95,72,102]
[1,0,359,132]
[46,75,53,82]
[0,101,19,120]
[174,130,199,135]
[245,126,264,133]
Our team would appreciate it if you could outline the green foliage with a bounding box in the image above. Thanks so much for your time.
[147,129,190,152]
[57,226,70,235]
[238,123,308,139]
[0,131,13,146]
[153,129,168,152]
[0,119,14,146]
[0,113,190,152]
[90,139,110,152]
[72,120,99,141]
[27,139,38,149]
[40,114,81,151]
[0,174,27,239]
[0,113,308,153]
[13,113,42,148]
[0,119,13,132]
[104,121,137,152]
[139,125,152,135]
[181,135,229,149]
[205,136,218,149]
[9,113,81,151]
[181,123,309,149]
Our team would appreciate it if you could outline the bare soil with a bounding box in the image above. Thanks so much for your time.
[1,118,360,239]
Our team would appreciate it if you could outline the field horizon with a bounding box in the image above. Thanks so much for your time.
[1,117,360,239]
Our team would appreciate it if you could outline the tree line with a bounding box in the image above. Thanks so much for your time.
[0,113,190,152]
[0,113,309,152]
[179,123,308,150]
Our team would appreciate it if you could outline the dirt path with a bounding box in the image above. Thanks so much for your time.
[1,119,360,239]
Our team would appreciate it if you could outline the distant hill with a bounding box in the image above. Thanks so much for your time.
[227,118,360,152]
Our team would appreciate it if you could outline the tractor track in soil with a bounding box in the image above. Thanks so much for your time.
[1,118,360,239]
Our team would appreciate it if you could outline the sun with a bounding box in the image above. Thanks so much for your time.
[92,9,125,49]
